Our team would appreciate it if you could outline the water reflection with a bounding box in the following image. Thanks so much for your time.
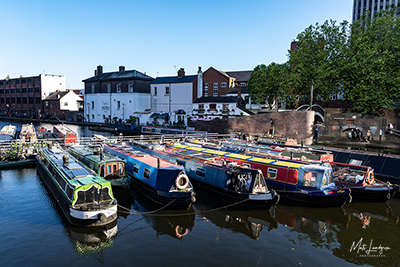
[65,223,118,263]
[129,188,195,240]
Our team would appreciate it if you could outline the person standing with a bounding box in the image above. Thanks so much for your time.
[366,129,372,142]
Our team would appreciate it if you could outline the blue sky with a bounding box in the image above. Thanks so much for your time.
[0,0,353,89]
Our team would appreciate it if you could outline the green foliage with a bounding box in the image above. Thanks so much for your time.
[247,62,289,109]
[344,9,400,114]
[288,19,350,106]
[127,116,137,124]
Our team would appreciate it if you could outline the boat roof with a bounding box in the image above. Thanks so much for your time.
[170,144,307,169]
[54,124,76,135]
[42,146,106,186]
[105,144,180,169]
[69,145,125,164]
[1,125,17,135]
[21,124,36,134]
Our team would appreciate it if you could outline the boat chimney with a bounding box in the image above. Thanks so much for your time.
[160,135,164,145]
[63,154,69,166]
[157,158,160,169]
[48,142,52,150]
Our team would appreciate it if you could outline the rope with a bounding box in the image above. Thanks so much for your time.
[117,197,178,215]
[118,197,252,217]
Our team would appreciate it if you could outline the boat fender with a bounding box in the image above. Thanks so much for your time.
[98,213,107,222]
[176,174,189,189]
[366,172,374,184]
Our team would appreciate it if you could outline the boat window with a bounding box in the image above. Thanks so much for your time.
[252,172,267,193]
[196,167,206,178]
[267,168,277,179]
[242,163,251,168]
[176,159,186,167]
[323,169,333,186]
[107,165,111,174]
[133,163,139,174]
[303,171,318,187]
[349,159,363,166]
[143,168,150,180]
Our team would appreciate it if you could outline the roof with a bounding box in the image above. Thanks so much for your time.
[43,91,69,101]
[82,69,154,83]
[193,96,242,104]
[151,75,197,85]
[225,71,253,82]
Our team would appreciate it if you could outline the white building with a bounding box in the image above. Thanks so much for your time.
[82,65,154,123]
[149,67,202,125]
[192,96,253,120]
[353,0,400,21]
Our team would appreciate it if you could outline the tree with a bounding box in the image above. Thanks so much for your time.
[247,62,289,110]
[288,20,349,107]
[344,9,400,114]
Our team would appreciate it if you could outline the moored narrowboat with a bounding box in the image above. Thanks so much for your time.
[327,162,397,202]
[68,145,130,196]
[126,142,279,209]
[0,124,17,141]
[20,123,37,142]
[167,144,351,207]
[53,124,77,144]
[103,143,195,209]
[36,144,118,227]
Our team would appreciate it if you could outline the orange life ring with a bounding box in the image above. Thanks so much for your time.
[175,225,188,238]
[175,174,189,189]
[366,172,375,184]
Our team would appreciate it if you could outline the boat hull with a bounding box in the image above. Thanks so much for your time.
[274,189,350,207]
[36,160,117,227]
[334,182,397,202]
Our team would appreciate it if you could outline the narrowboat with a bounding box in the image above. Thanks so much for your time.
[53,124,77,144]
[68,145,130,196]
[326,162,397,202]
[126,142,279,209]
[36,144,118,227]
[103,143,195,209]
[167,144,351,207]
[0,124,17,141]
[20,123,37,142]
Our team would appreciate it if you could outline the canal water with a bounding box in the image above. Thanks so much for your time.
[1,167,399,267]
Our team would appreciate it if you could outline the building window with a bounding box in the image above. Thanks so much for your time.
[21,79,26,84]
[116,84,121,93]
[16,88,20,93]
[22,88,27,93]
[91,101,94,109]
[64,102,68,106]
[92,114,94,119]
[213,83,218,96]
[128,84,133,93]
[223,104,229,111]
[0,98,4,104]
[10,89,15,94]
[91,85,95,93]
[0,89,3,94]
[199,104,204,110]
[204,83,208,97]
[107,84,111,93]
[17,97,21,104]
[117,101,121,110]
[5,89,9,94]
[240,82,246,87]
[165,86,169,95]
[210,103,217,110]
[23,98,27,104]
[34,87,40,93]
[221,82,227,88]
[28,87,33,93]
[35,97,41,104]
[154,87,157,96]
[29,97,34,104]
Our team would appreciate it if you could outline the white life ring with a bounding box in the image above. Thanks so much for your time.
[175,174,189,189]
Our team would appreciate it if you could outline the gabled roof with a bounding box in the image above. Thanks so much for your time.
[225,71,253,82]
[43,91,69,101]
[151,75,197,85]
[193,96,242,104]
[82,69,154,83]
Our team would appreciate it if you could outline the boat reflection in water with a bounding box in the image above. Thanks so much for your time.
[275,202,400,266]
[65,222,118,263]
[130,188,195,240]
[192,190,278,240]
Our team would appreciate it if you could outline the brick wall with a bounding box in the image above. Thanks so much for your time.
[190,111,315,144]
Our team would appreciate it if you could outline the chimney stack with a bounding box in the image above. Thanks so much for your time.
[238,87,241,97]
[119,66,125,72]
[177,68,185,77]
[97,65,103,76]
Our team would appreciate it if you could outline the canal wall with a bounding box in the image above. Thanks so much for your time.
[189,111,315,145]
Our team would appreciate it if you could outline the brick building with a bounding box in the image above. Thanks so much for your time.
[0,74,65,118]
[43,90,84,120]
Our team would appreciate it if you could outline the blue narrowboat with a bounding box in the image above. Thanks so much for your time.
[127,142,278,209]
[167,144,351,207]
[103,143,195,209]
